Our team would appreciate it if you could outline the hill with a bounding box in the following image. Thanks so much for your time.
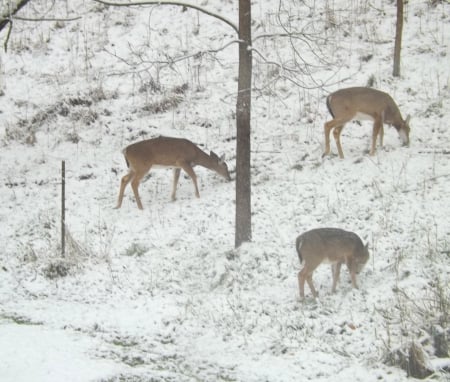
[0,0,449,380]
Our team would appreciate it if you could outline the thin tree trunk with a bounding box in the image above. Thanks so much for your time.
[393,0,403,77]
[235,0,252,247]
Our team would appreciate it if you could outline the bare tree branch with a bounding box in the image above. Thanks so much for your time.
[103,39,239,76]
[93,0,239,35]
[13,15,81,22]
[0,0,80,51]
[0,0,32,33]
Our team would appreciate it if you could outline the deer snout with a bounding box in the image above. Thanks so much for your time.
[398,128,409,147]
[223,167,234,181]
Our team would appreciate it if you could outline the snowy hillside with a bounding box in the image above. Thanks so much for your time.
[0,0,449,381]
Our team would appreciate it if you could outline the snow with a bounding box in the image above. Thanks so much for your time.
[0,323,124,382]
[0,0,449,381]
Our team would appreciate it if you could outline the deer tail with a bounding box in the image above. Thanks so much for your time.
[122,148,130,168]
[326,94,335,118]
[296,236,304,263]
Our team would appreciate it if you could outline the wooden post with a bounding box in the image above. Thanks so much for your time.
[61,160,65,257]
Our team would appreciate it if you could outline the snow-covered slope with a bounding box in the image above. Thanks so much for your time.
[0,1,449,381]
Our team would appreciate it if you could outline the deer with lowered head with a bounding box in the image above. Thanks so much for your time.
[323,87,410,158]
[296,228,369,299]
[115,136,231,210]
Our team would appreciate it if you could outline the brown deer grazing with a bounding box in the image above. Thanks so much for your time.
[296,228,369,299]
[115,136,231,210]
[323,87,410,158]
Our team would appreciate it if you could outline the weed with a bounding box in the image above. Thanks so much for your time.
[43,261,71,280]
[123,242,148,257]
[142,94,183,114]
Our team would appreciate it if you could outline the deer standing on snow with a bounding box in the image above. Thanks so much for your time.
[115,136,231,210]
[323,87,410,158]
[296,228,369,299]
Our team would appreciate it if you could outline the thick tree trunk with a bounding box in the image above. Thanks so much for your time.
[235,0,252,247]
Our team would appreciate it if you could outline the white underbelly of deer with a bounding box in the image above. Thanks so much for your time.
[353,112,375,121]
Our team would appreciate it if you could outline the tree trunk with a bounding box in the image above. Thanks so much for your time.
[235,0,252,247]
[393,0,403,77]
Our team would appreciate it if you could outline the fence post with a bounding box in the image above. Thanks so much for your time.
[61,160,65,257]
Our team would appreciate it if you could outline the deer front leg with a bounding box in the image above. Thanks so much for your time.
[331,262,342,293]
[180,163,200,198]
[379,125,384,147]
[171,168,181,201]
[370,117,383,156]
[349,264,359,290]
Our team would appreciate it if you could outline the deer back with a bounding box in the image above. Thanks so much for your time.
[328,87,397,120]
[296,228,369,271]
[124,137,198,168]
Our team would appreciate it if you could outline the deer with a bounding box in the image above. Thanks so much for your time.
[323,87,410,158]
[295,228,369,299]
[115,136,231,210]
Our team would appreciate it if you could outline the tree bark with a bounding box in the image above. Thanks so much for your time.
[235,0,252,247]
[393,0,403,77]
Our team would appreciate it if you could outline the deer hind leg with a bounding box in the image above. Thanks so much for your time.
[324,119,346,158]
[180,163,200,198]
[331,262,342,293]
[323,121,332,157]
[370,117,383,156]
[171,168,181,201]
[323,120,337,157]
[299,267,318,298]
[130,171,146,210]
[298,269,307,299]
[115,171,134,209]
[333,125,345,159]
[306,273,318,298]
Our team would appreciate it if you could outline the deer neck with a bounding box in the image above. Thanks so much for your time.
[193,148,217,170]
[384,104,403,127]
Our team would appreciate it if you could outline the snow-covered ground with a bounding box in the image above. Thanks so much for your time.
[0,0,449,381]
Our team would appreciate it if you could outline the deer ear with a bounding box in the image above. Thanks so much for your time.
[210,151,219,160]
[219,154,225,163]
[405,114,411,124]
